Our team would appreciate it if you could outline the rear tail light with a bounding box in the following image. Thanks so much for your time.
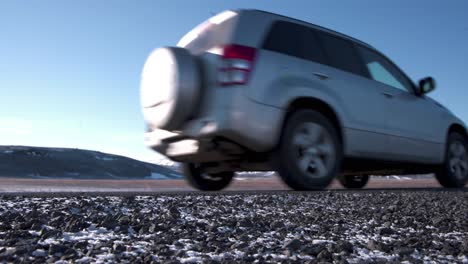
[218,44,257,86]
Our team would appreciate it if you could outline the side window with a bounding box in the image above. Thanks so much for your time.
[317,32,366,77]
[262,21,325,63]
[357,46,414,92]
[303,28,326,63]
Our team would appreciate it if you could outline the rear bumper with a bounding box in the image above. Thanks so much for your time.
[145,99,284,162]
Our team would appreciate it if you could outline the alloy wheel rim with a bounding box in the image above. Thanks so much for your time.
[448,141,468,180]
[292,122,335,178]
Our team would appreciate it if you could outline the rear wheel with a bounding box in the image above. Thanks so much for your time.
[275,110,342,190]
[182,163,234,191]
[338,175,369,189]
[436,132,468,188]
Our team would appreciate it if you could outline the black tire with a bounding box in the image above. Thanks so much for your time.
[338,175,369,189]
[435,132,468,188]
[275,110,342,190]
[182,163,234,191]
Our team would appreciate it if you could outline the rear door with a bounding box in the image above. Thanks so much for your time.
[312,30,391,158]
[247,20,319,103]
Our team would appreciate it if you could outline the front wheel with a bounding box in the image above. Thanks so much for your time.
[435,132,468,188]
[182,163,234,191]
[275,110,342,190]
[338,175,369,189]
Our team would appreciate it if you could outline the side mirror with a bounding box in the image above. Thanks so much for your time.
[417,77,436,95]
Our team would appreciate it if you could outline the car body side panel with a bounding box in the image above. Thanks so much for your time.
[354,76,463,164]
[382,89,450,163]
[247,49,396,159]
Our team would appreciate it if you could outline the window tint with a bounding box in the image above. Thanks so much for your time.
[358,46,413,92]
[303,28,326,63]
[317,33,366,76]
[263,21,325,63]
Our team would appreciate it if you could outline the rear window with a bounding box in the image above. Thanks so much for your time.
[262,21,326,63]
[177,11,238,54]
[317,33,366,76]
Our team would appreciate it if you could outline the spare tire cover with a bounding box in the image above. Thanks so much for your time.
[140,47,200,131]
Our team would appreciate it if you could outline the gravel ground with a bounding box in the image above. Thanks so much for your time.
[0,191,467,263]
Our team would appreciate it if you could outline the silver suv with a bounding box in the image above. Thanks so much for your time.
[140,9,468,190]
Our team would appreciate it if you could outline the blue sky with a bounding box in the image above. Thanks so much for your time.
[1,0,467,162]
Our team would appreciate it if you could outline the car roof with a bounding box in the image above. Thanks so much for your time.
[237,9,376,50]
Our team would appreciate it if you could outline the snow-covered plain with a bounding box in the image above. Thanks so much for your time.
[0,191,466,263]
[147,173,172,180]
[0,145,182,180]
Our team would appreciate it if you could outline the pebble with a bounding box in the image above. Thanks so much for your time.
[0,191,466,263]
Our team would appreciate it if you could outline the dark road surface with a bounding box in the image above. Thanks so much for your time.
[0,176,462,194]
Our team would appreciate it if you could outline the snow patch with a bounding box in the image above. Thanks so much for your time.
[384,175,411,180]
[95,155,115,161]
[312,239,334,244]
[147,172,169,180]
[32,249,47,257]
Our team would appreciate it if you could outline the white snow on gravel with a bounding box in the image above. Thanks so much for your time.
[384,175,412,180]
[312,239,334,244]
[74,256,91,263]
[32,249,46,257]
[94,155,115,161]
[0,193,466,263]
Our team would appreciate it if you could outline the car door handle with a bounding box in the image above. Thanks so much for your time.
[381,92,394,98]
[313,72,329,80]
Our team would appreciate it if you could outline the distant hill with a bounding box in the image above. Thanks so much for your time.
[0,146,182,180]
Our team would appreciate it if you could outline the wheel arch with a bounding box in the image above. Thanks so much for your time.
[436,123,468,188]
[444,123,468,161]
[448,123,468,141]
[283,97,344,146]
